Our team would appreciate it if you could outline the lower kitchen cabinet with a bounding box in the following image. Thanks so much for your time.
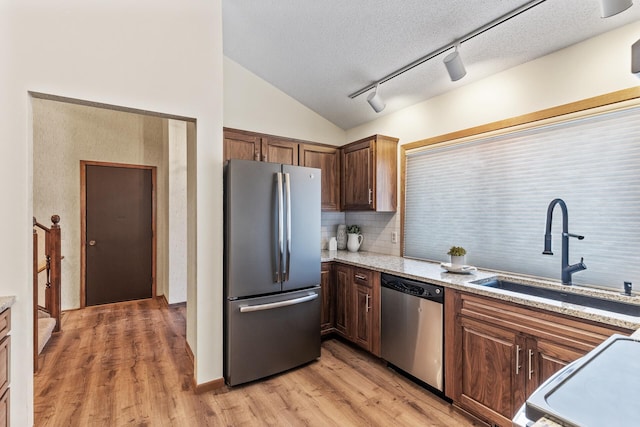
[446,290,633,427]
[330,263,381,356]
[320,262,334,335]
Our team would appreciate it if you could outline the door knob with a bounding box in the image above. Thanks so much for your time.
[89,240,96,246]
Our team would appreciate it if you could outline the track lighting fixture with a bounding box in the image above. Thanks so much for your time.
[443,44,467,82]
[367,84,386,113]
[349,0,634,107]
[599,0,633,17]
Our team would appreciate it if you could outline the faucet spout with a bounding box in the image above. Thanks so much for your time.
[542,198,586,285]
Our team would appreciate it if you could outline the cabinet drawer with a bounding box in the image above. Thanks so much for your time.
[0,310,10,342]
[352,268,373,288]
[459,292,632,352]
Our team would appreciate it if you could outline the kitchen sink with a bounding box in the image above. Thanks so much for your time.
[469,278,640,317]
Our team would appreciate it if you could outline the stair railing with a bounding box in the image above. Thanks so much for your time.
[33,215,62,332]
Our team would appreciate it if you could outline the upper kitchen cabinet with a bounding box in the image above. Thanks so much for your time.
[223,128,299,165]
[262,137,299,165]
[223,128,262,162]
[340,135,398,212]
[300,143,340,211]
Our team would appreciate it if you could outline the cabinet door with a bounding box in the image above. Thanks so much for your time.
[459,317,523,424]
[300,144,340,211]
[224,129,261,162]
[320,263,334,335]
[341,139,373,210]
[262,138,299,165]
[353,284,373,352]
[528,337,585,399]
[334,264,351,338]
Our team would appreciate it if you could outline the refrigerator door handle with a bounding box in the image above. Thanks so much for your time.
[239,293,318,313]
[284,172,292,282]
[276,172,284,283]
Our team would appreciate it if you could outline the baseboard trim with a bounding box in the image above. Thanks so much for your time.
[193,377,226,394]
[185,341,225,393]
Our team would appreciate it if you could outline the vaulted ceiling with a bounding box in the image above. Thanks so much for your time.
[223,1,640,130]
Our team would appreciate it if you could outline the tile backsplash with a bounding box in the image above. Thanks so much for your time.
[321,211,401,257]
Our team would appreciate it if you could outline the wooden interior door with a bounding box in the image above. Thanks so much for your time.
[83,163,155,306]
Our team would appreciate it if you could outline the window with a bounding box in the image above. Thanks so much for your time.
[404,103,640,290]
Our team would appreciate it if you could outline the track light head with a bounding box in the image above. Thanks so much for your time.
[444,45,467,82]
[599,0,633,17]
[367,84,386,113]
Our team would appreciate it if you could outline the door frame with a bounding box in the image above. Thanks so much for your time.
[80,160,157,308]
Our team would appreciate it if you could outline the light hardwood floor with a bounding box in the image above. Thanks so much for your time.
[35,298,480,426]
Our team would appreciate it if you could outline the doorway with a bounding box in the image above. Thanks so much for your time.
[81,161,157,306]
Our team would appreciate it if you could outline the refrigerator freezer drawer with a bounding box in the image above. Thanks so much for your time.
[225,287,321,386]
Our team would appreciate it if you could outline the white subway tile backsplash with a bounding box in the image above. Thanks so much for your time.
[320,211,346,249]
[345,211,401,256]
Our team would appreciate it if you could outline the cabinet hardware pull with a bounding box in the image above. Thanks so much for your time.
[355,274,367,281]
[516,345,521,375]
[528,349,534,380]
[368,188,373,204]
[366,293,371,312]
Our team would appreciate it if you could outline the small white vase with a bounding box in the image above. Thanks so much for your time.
[347,233,363,252]
[336,224,347,250]
[450,255,466,267]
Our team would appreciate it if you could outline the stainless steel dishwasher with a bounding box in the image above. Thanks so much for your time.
[381,273,444,393]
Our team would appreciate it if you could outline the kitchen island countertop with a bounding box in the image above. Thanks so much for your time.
[322,250,640,331]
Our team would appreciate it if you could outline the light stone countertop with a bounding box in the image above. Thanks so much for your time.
[322,250,640,331]
[0,296,15,314]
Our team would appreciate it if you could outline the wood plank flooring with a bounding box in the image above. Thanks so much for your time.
[35,298,480,426]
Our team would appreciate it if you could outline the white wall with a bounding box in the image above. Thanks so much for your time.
[224,57,346,145]
[343,21,640,258]
[346,21,640,144]
[0,2,223,424]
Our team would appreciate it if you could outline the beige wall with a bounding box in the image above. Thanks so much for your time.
[346,21,640,144]
[0,2,223,424]
[33,99,169,310]
[342,21,640,258]
[224,56,347,144]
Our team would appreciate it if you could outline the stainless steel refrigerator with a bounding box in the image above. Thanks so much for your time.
[224,159,321,386]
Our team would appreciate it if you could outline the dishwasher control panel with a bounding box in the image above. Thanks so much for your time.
[381,273,444,303]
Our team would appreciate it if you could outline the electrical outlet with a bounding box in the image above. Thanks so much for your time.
[391,231,397,244]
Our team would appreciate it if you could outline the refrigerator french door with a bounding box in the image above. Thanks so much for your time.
[224,159,321,386]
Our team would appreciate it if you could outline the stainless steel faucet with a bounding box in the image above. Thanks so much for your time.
[542,198,587,285]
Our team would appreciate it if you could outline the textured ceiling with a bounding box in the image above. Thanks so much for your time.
[222,1,640,130]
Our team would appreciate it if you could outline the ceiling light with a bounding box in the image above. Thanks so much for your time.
[348,0,548,101]
[443,45,467,82]
[599,0,633,17]
[367,84,386,113]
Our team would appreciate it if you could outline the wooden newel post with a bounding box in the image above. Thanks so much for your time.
[33,226,39,372]
[50,215,62,333]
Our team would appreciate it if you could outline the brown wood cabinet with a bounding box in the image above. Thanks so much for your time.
[0,309,10,427]
[340,134,398,212]
[320,262,334,335]
[223,128,342,211]
[445,290,633,427]
[300,144,340,211]
[261,137,299,165]
[331,264,381,356]
[223,128,262,162]
[223,128,298,165]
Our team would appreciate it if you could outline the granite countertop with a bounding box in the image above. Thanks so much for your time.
[322,250,640,331]
[0,296,15,314]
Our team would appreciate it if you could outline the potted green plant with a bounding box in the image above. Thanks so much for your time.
[347,225,363,252]
[447,246,467,267]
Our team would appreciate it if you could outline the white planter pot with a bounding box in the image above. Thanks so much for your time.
[450,255,466,267]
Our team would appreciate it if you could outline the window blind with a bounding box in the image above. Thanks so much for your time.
[404,105,640,290]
